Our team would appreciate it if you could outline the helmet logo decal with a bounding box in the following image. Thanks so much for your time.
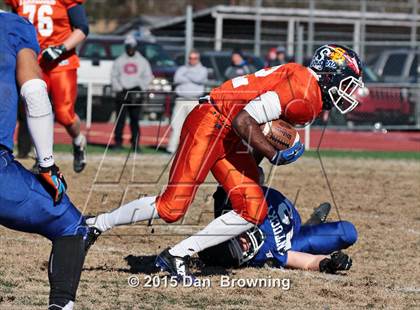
[330,47,346,63]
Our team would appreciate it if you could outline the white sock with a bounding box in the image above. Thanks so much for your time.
[48,301,74,309]
[73,134,85,147]
[169,211,254,257]
[86,196,158,232]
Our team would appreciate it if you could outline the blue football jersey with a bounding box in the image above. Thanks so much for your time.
[250,187,302,267]
[0,12,39,150]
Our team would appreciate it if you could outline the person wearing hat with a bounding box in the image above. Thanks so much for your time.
[265,46,289,68]
[224,49,256,80]
[111,35,154,150]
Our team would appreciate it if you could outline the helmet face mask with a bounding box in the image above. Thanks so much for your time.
[309,44,364,114]
[231,227,265,265]
[198,227,265,268]
[328,76,364,114]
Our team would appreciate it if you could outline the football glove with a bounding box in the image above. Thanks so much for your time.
[38,164,67,204]
[319,251,352,274]
[269,141,305,166]
[41,45,66,62]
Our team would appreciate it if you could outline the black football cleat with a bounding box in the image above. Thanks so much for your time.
[304,202,331,226]
[73,138,87,173]
[155,248,194,282]
[84,226,101,253]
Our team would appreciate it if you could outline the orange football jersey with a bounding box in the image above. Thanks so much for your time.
[210,63,323,126]
[6,0,83,72]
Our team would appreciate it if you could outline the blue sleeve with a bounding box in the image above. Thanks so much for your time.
[273,250,288,267]
[67,4,89,36]
[7,15,40,56]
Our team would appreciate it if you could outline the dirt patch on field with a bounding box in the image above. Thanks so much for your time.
[0,153,419,309]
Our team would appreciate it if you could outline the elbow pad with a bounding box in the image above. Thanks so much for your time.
[68,4,89,36]
[243,91,282,124]
[20,79,52,117]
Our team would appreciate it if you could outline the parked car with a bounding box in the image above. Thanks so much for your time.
[371,48,418,83]
[77,35,178,122]
[343,66,414,125]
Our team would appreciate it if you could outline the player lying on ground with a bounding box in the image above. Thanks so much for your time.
[6,0,90,173]
[0,12,95,310]
[198,186,356,273]
[87,44,364,279]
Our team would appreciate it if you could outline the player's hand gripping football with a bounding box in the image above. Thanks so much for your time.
[41,45,66,62]
[38,164,67,204]
[269,140,305,166]
[319,251,352,274]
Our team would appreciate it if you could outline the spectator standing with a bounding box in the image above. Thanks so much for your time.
[265,46,288,68]
[275,46,288,65]
[265,47,280,67]
[111,36,154,151]
[224,49,256,80]
[167,50,208,154]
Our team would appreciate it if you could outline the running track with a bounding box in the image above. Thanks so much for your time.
[53,122,420,152]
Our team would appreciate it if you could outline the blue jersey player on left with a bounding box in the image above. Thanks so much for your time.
[0,12,95,310]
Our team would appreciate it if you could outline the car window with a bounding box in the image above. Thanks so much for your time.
[248,56,264,70]
[81,42,107,58]
[200,56,213,68]
[382,53,407,76]
[409,54,418,78]
[214,56,232,76]
[363,66,380,82]
[110,43,125,58]
[175,55,185,66]
[138,44,176,68]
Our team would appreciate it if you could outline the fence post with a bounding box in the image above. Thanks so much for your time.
[254,0,262,57]
[296,25,310,149]
[185,5,193,64]
[287,19,295,57]
[306,0,315,57]
[86,82,93,131]
[215,14,223,51]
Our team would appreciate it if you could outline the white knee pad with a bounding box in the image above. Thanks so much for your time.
[20,79,52,117]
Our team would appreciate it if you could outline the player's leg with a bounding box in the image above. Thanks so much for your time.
[166,99,197,154]
[291,221,358,254]
[87,104,225,232]
[16,104,32,158]
[166,144,267,259]
[0,153,88,309]
[114,90,127,148]
[127,92,141,150]
[166,98,185,154]
[49,69,86,173]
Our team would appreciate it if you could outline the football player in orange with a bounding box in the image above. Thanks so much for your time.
[6,0,89,173]
[87,44,364,280]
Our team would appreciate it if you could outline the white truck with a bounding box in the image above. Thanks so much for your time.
[76,35,177,122]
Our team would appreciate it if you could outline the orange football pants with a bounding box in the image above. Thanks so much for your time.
[42,69,78,127]
[156,103,268,225]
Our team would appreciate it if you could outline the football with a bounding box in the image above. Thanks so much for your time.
[260,119,299,150]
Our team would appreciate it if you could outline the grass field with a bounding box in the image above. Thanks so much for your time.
[0,149,419,309]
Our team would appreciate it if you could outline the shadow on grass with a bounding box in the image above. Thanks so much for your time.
[84,254,232,277]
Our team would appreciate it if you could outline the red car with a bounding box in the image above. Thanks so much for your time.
[345,67,414,125]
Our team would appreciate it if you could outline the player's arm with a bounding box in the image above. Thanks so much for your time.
[286,250,352,273]
[63,4,89,50]
[42,4,89,62]
[233,109,277,160]
[232,91,304,165]
[16,48,67,203]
